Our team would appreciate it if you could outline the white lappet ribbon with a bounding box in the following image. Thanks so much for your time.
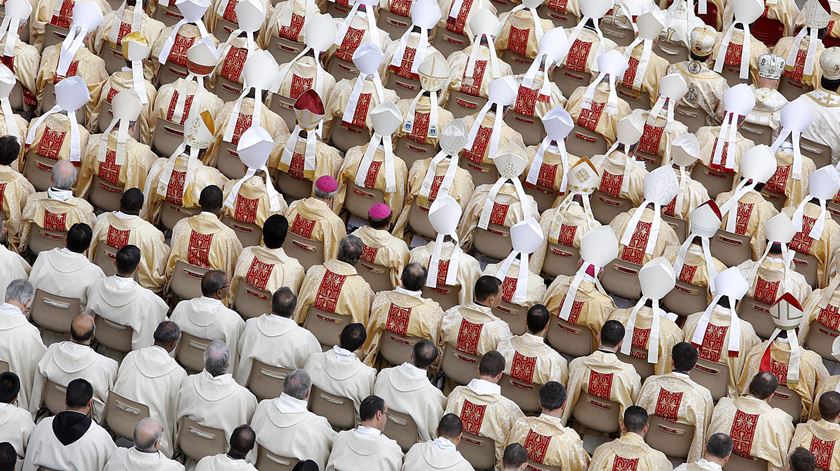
[720,177,762,232]
[426,235,461,288]
[170,73,205,125]
[672,165,688,215]
[786,26,819,79]
[690,297,742,356]
[390,28,430,75]
[277,48,327,99]
[749,249,795,299]
[493,252,531,305]
[355,133,396,192]
[223,85,265,143]
[673,233,718,294]
[403,91,439,139]
[153,142,201,202]
[465,34,501,83]
[335,3,379,48]
[0,8,23,58]
[818,272,840,312]
[711,111,739,171]
[57,22,91,77]
[713,23,751,80]
[526,139,569,192]
[0,96,18,137]
[791,195,829,241]
[508,4,545,42]
[559,263,606,320]
[280,126,319,175]
[552,193,596,234]
[601,139,638,197]
[97,115,131,167]
[465,102,505,162]
[522,53,553,99]
[478,177,530,229]
[765,328,801,384]
[109,0,143,45]
[582,70,619,116]
[342,73,386,125]
[157,20,210,64]
[770,124,804,181]
[623,36,653,91]
[280,0,315,32]
[620,200,663,258]
[126,59,149,104]
[621,299,668,364]
[565,19,605,69]
[25,106,81,162]
[223,167,284,212]
[419,151,459,200]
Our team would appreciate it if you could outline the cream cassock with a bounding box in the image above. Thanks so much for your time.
[22,412,116,471]
[233,313,321,386]
[169,296,245,374]
[86,276,170,350]
[304,346,377,412]
[28,247,105,311]
[0,402,35,470]
[175,371,258,449]
[326,427,404,471]
[103,447,185,471]
[373,362,446,442]
[401,438,474,471]
[0,245,29,301]
[195,454,257,471]
[0,302,45,411]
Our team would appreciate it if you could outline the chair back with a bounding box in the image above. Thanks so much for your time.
[212,75,243,103]
[93,316,134,354]
[566,125,609,160]
[42,379,67,416]
[175,331,212,374]
[169,260,208,301]
[104,391,150,440]
[524,185,560,214]
[431,29,470,62]
[662,281,709,318]
[43,22,70,51]
[600,259,642,300]
[645,416,695,459]
[551,67,592,101]
[27,224,67,255]
[151,2,183,27]
[159,201,200,232]
[792,252,819,288]
[739,122,773,146]
[421,284,461,311]
[539,4,579,29]
[803,320,840,362]
[376,10,410,39]
[800,137,832,168]
[395,137,436,170]
[542,243,580,278]
[357,259,394,293]
[30,289,80,335]
[652,36,689,63]
[492,301,528,336]
[709,230,752,267]
[830,201,840,225]
[177,416,227,462]
[151,118,185,158]
[303,307,352,349]
[308,385,357,430]
[616,350,655,381]
[690,164,736,199]
[662,214,688,243]
[674,104,707,133]
[8,80,23,112]
[345,183,385,221]
[633,149,661,171]
[268,93,297,131]
[407,203,436,239]
[275,172,314,203]
[504,110,547,147]
[600,14,635,47]
[325,55,358,83]
[246,360,291,401]
[440,344,481,386]
[89,176,125,213]
[689,358,729,402]
[719,67,746,88]
[591,190,635,225]
[100,41,127,76]
[0,360,8,373]
[457,432,497,471]
[157,62,189,89]
[499,374,541,414]
[283,233,325,271]
[255,445,300,471]
[382,409,421,452]
[546,316,594,358]
[769,384,803,424]
[525,461,564,471]
[778,76,810,101]
[616,86,651,112]
[22,152,58,192]
[216,141,248,180]
[444,90,487,119]
[759,186,786,212]
[724,453,769,471]
[378,331,423,367]
[736,296,775,339]
[385,72,422,100]
[459,157,498,187]
[266,35,306,68]
[232,281,271,320]
[571,391,621,433]
[221,215,263,249]
[473,224,513,260]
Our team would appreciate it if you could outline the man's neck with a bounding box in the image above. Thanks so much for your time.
[477,375,498,384]
[66,407,88,415]
[359,421,381,431]
[135,447,158,455]
[116,272,134,279]
[227,451,247,460]
[597,346,618,354]
[542,408,563,419]
[71,340,91,347]
[703,455,727,467]
[5,300,24,311]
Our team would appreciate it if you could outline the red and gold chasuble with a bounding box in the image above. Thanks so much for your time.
[313,270,347,312]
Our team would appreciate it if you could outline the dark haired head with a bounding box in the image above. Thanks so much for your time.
[120,188,144,215]
[401,263,427,291]
[337,235,363,265]
[115,245,141,276]
[474,276,502,305]
[672,342,699,372]
[412,340,437,370]
[818,391,840,422]
[359,395,386,422]
[526,304,550,334]
[705,433,733,460]
[789,447,816,471]
[0,136,20,167]
[66,378,93,409]
[198,185,223,213]
[0,442,15,471]
[66,223,93,253]
[748,372,778,400]
[437,413,463,440]
[502,444,528,468]
[263,215,289,249]
[600,320,625,349]
[228,425,256,459]
[0,372,20,404]
[539,381,566,412]
[478,351,505,378]
[271,287,297,318]
[200,270,228,298]
[622,406,648,434]
[339,323,367,352]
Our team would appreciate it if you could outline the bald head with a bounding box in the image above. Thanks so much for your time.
[133,418,163,452]
[70,313,95,345]
[228,425,256,459]
[51,160,77,190]
[748,372,778,400]
[819,391,840,422]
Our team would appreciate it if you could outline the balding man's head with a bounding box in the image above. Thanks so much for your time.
[133,418,163,452]
[204,340,230,377]
[748,372,778,400]
[70,313,95,345]
[818,391,840,423]
[51,160,77,190]
[228,425,256,459]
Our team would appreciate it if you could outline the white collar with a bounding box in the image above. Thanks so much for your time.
[467,378,501,396]
[398,362,427,380]
[432,436,457,451]
[274,393,308,413]
[110,275,136,289]
[776,336,790,344]
[332,345,357,361]
[0,303,23,316]
[694,459,724,471]
[354,425,382,439]
[195,296,224,308]
[672,371,690,379]
[394,286,422,298]
[48,187,72,201]
[113,211,135,219]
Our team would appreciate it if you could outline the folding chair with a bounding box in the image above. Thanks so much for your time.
[151,118,185,158]
[344,183,385,221]
[169,260,208,301]
[616,86,651,112]
[30,290,80,336]
[104,391,150,440]
[265,34,306,67]
[27,225,67,255]
[473,224,512,261]
[269,94,297,131]
[444,90,487,119]
[89,176,125,213]
[151,1,183,27]
[674,104,708,133]
[645,416,695,459]
[385,72,422,100]
[739,122,773,146]
[546,317,594,358]
[159,202,200,232]
[376,10,411,39]
[458,432,496,471]
[212,16,238,43]
[440,344,481,386]
[100,41,128,76]
[524,185,560,214]
[175,332,212,373]
[689,164,735,199]
[256,446,299,471]
[407,203,436,239]
[571,391,621,433]
[617,349,655,380]
[213,75,244,105]
[382,409,421,452]
[431,28,470,62]
[232,281,271,320]
[565,125,609,160]
[157,61,189,89]
[736,296,775,339]
[778,75,811,102]
[245,360,291,401]
[799,137,832,169]
[661,281,709,318]
[303,308,351,349]
[492,301,528,336]
[328,119,371,154]
[498,50,532,75]
[504,110,546,147]
[275,172,313,203]
[500,374,541,414]
[792,252,819,289]
[689,358,729,402]
[591,190,635,225]
[22,152,58,192]
[600,14,635,47]
[308,385,356,430]
[652,36,689,64]
[214,141,248,179]
[662,214,688,243]
[283,233,325,271]
[41,379,67,416]
[177,417,227,462]
[552,67,591,101]
[43,23,69,50]
[803,320,840,362]
[459,157,498,187]
[325,55,357,83]
[93,316,133,354]
[600,259,642,300]
[724,454,769,471]
[421,284,462,311]
[541,243,580,279]
[709,230,752,267]
[220,215,262,248]
[378,331,423,367]
[395,137,436,170]
[357,259,394,293]
[539,4,579,29]
[769,384,803,424]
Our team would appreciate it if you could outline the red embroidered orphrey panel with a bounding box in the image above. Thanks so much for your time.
[587,370,613,399]
[186,230,214,268]
[696,323,728,363]
[245,258,274,290]
[385,303,411,336]
[313,270,347,312]
[459,399,486,434]
[654,389,683,422]
[809,435,835,471]
[730,409,759,458]
[456,318,484,354]
[524,429,552,464]
[105,226,130,249]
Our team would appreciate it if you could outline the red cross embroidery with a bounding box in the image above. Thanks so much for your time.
[313,270,347,312]
[233,195,259,224]
[654,389,683,421]
[456,318,484,354]
[291,214,316,238]
[245,258,274,290]
[186,231,214,268]
[106,226,130,249]
[385,303,411,336]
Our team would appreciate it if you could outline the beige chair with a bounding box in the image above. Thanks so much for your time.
[792,252,819,288]
[690,164,735,199]
[159,201,201,231]
[220,215,263,249]
[539,5,579,29]
[212,17,238,43]
[662,214,688,243]
[778,76,811,102]
[88,176,125,213]
[357,259,394,293]
[308,385,356,430]
[739,122,773,146]
[376,10,411,39]
[385,73,422,100]
[524,185,560,214]
[724,454,769,471]
[652,37,689,64]
[500,374,540,414]
[269,93,297,131]
[378,331,423,367]
[87,242,125,277]
[256,446,300,471]
[590,190,635,225]
[8,80,24,113]
[459,156,499,187]
[177,417,227,462]
[303,308,351,349]
[93,316,133,354]
[758,187,786,212]
[232,281,271,320]
[600,259,643,300]
[541,243,580,279]
[488,0,516,12]
[395,137,437,170]
[504,110,546,147]
[328,119,371,154]
[275,172,314,202]
[689,359,729,402]
[27,225,67,256]
[0,360,8,373]
[421,284,461,311]
[157,61,189,89]
[344,183,385,221]
[546,317,594,358]
[719,67,746,88]
[444,90,487,119]
[43,22,69,50]
[736,296,775,339]
[457,432,496,471]
[600,15,635,47]
[571,391,621,433]
[22,152,59,192]
[104,391,150,440]
[382,409,420,452]
[633,149,661,172]
[430,29,471,63]
[265,34,306,67]
[645,416,694,460]
[407,204,436,239]
[525,461,564,471]
[799,137,831,169]
[440,344,481,386]
[709,230,752,267]
[324,1,352,18]
[245,360,291,401]
[151,118,186,158]
[498,50,532,75]
[30,290,80,336]
[283,233,325,271]
[100,41,128,76]
[662,281,709,318]
[674,104,708,133]
[492,302,527,336]
[803,320,839,362]
[551,66,590,102]
[473,224,512,261]
[152,2,183,27]
[616,86,651,112]
[617,351,655,381]
[325,55,358,83]
[169,260,208,301]
[830,201,840,225]
[215,141,248,179]
[41,379,67,416]
[175,332,212,374]
[769,384,803,424]
[566,125,610,159]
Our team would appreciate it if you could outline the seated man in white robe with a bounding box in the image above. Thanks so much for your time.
[103,418,184,471]
[175,341,257,454]
[23,379,116,471]
[0,279,46,411]
[30,313,118,422]
[0,228,30,301]
[170,270,245,373]
[373,339,446,442]
[304,323,376,413]
[86,245,170,351]
[195,425,258,471]
[112,321,187,458]
[249,369,337,470]
[28,222,104,312]
[589,406,672,471]
[326,395,404,471]
[234,287,321,386]
[674,433,734,471]
[0,372,35,470]
[401,413,474,471]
